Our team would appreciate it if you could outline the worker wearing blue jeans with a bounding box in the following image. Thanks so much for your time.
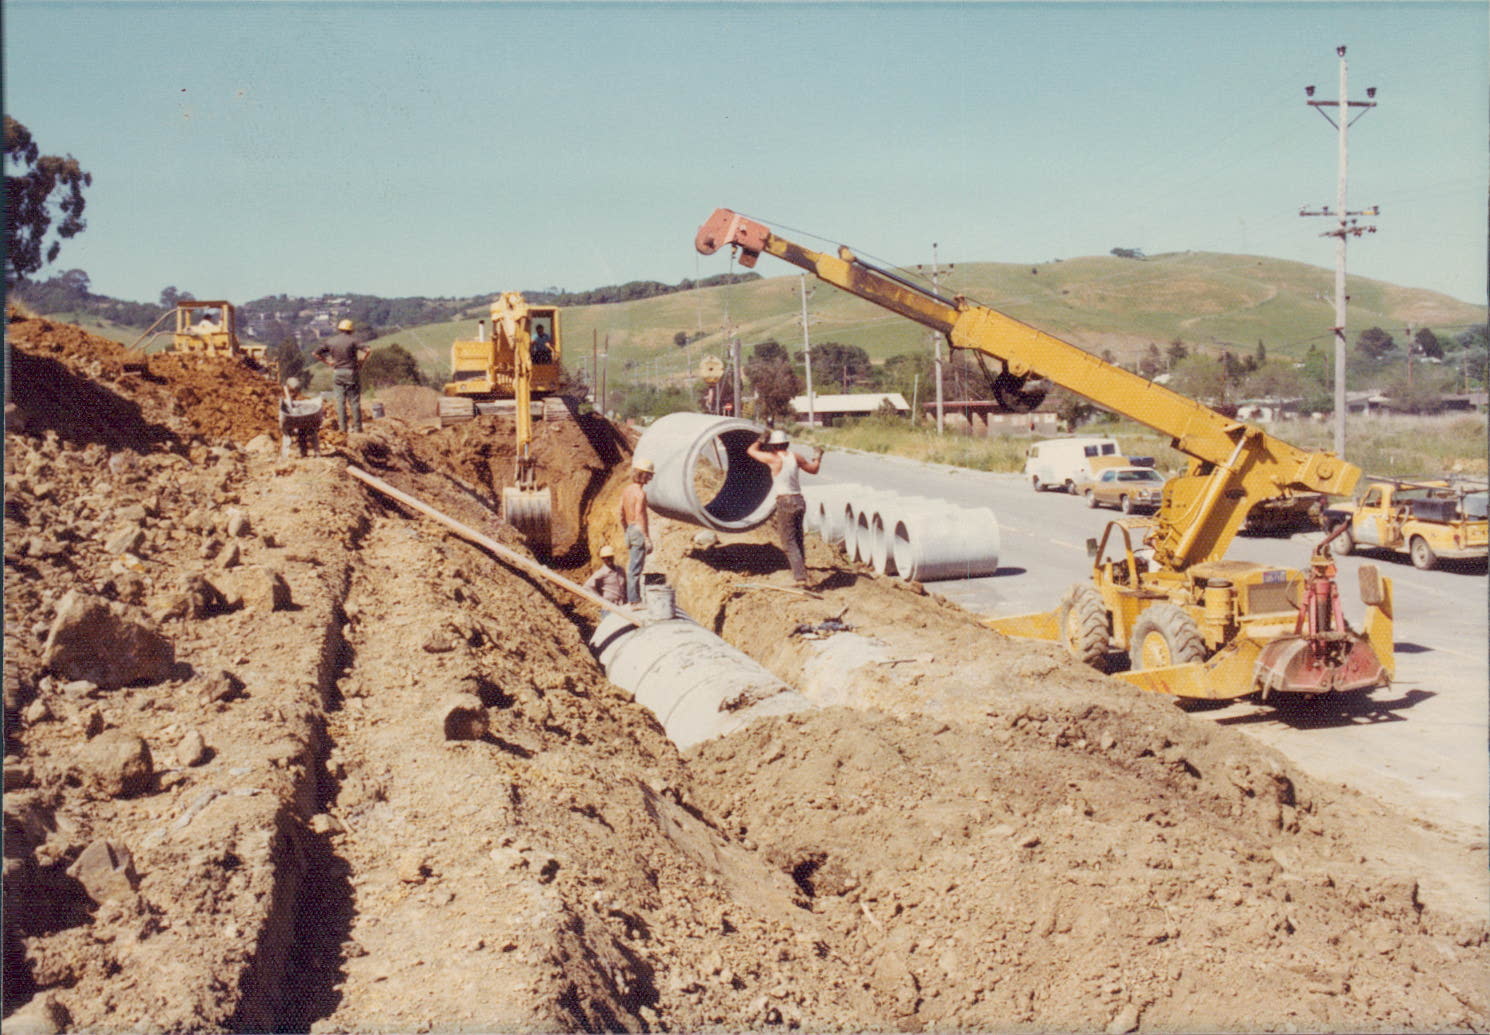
[314,319,369,434]
[619,458,655,604]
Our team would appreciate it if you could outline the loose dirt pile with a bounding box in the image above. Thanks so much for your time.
[4,311,1487,1033]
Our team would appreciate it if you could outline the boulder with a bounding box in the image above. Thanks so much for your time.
[67,839,139,904]
[103,526,145,555]
[78,730,153,798]
[231,566,291,612]
[439,693,489,741]
[42,591,174,688]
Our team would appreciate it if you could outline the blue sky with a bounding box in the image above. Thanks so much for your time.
[5,2,1486,306]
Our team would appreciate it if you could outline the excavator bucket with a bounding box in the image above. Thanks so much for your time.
[984,609,1062,642]
[503,485,552,556]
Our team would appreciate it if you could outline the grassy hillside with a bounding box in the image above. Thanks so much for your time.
[368,251,1485,386]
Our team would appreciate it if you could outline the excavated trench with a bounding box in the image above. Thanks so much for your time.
[5,315,1489,1033]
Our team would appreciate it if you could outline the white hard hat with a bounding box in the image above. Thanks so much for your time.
[633,457,655,474]
[767,429,789,446]
[285,377,301,391]
[598,544,615,558]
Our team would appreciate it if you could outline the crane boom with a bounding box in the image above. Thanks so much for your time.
[696,208,1360,571]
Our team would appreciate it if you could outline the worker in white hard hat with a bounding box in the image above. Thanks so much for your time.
[313,318,370,433]
[619,458,656,604]
[747,426,823,587]
[582,543,626,607]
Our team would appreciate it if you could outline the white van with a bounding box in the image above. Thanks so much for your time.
[1023,436,1121,493]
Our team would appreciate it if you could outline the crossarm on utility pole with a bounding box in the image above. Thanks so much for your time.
[346,465,641,626]
[696,208,1361,569]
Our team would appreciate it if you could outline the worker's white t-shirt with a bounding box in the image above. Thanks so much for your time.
[772,450,802,499]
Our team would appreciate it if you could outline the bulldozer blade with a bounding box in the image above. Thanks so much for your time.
[438,397,477,426]
[503,485,552,555]
[984,609,1062,642]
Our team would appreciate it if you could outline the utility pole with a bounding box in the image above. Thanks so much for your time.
[1300,44,1378,456]
[916,243,951,434]
[799,275,816,427]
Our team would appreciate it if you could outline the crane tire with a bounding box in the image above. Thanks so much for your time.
[1330,527,1355,556]
[1129,603,1205,672]
[1410,535,1438,571]
[1059,583,1109,667]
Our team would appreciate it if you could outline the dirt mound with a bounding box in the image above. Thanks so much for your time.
[7,313,281,447]
[4,314,1487,1033]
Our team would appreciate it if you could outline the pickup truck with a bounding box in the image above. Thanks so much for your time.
[1321,479,1489,570]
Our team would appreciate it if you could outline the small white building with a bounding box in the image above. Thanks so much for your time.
[791,393,909,426]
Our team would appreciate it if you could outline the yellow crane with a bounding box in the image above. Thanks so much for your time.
[696,208,1393,706]
[440,292,564,553]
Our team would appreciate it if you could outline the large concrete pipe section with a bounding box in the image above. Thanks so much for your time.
[590,610,813,750]
[632,413,775,532]
[891,504,1002,582]
[867,496,935,576]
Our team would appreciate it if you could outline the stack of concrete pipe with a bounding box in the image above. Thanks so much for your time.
[802,483,1000,582]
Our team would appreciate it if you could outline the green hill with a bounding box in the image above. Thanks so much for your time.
[370,251,1484,386]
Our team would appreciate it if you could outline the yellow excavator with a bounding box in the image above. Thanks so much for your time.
[696,208,1394,706]
[441,291,564,553]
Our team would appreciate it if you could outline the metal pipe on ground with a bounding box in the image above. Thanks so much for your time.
[891,504,1001,582]
[632,413,774,532]
[589,610,813,750]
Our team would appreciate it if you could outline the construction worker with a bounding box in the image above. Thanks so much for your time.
[747,428,823,587]
[314,319,370,434]
[619,458,655,604]
[582,544,626,606]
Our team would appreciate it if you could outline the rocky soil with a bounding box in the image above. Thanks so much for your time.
[4,310,1488,1033]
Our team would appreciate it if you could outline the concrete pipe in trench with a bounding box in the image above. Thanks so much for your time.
[589,610,813,750]
[631,413,775,532]
[891,504,1002,582]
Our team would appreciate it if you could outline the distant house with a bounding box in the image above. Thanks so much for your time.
[1236,397,1303,422]
[791,393,908,426]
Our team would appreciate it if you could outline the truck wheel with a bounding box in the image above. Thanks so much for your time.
[1410,535,1438,570]
[1063,479,1076,495]
[1058,583,1109,667]
[1119,494,1133,514]
[1129,604,1205,671]
[1330,527,1354,556]
[1031,475,1043,492]
[1086,488,1098,509]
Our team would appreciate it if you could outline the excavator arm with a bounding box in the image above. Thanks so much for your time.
[696,208,1360,571]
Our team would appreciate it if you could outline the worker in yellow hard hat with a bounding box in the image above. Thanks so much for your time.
[619,458,656,604]
[313,318,370,433]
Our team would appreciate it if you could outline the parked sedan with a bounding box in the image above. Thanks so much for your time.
[1082,466,1166,513]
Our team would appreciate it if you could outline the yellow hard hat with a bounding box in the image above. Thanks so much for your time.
[337,318,354,332]
[633,457,655,474]
[598,544,615,558]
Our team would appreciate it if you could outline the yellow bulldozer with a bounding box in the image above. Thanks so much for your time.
[441,291,568,554]
[130,300,267,366]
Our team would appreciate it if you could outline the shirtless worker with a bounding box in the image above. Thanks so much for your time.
[618,458,655,604]
[746,428,823,587]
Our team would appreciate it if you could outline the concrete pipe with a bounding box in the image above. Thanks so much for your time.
[805,484,858,546]
[848,491,900,566]
[867,496,934,576]
[589,611,813,750]
[632,413,774,532]
[890,504,1002,582]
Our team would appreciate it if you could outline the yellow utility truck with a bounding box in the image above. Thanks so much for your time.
[696,208,1394,706]
[1323,479,1488,570]
[440,292,567,553]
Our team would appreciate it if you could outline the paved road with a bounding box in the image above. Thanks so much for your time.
[812,450,1489,840]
